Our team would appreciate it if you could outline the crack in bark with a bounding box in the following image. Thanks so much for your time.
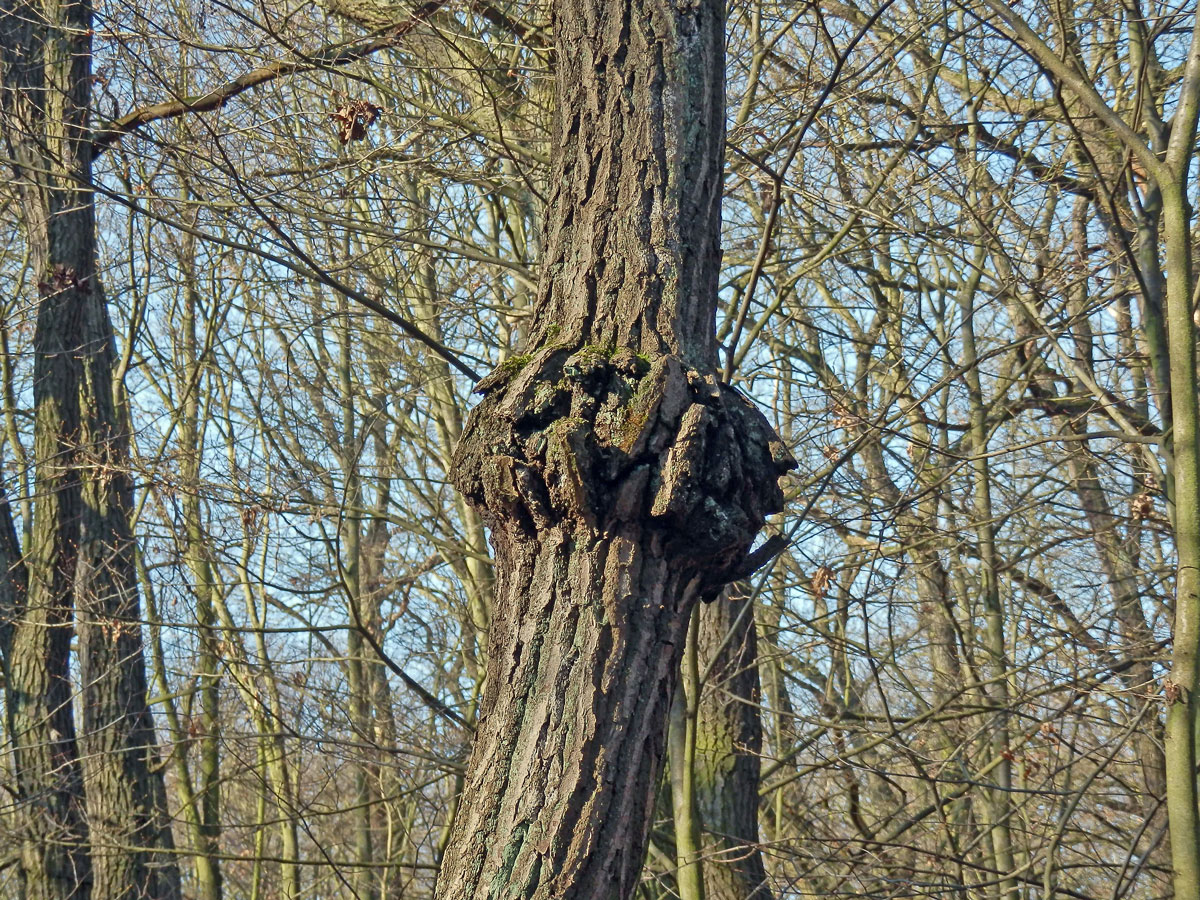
[435,345,793,899]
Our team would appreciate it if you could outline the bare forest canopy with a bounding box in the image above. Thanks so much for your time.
[1,0,1200,898]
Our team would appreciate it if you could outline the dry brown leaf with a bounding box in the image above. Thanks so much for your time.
[329,99,383,144]
[811,565,834,600]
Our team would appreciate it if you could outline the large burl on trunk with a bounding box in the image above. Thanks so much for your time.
[435,0,794,897]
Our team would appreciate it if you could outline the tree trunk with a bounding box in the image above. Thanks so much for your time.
[435,0,793,897]
[1,2,91,895]
[1160,176,1200,900]
[668,609,704,900]
[693,588,772,900]
[0,0,181,895]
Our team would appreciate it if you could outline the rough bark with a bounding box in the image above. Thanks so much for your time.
[435,0,794,897]
[10,272,91,898]
[1,0,181,895]
[693,589,772,900]
[74,280,183,900]
[2,1,94,894]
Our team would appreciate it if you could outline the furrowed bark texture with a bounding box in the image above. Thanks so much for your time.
[523,0,725,369]
[75,283,183,900]
[1,0,181,895]
[12,274,90,899]
[436,0,793,897]
[3,1,93,894]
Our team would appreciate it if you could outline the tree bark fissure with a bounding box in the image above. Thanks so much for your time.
[436,1,794,897]
[523,0,726,368]
[1,0,181,894]
[443,343,792,898]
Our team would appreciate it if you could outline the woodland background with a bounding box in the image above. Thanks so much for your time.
[0,0,1194,897]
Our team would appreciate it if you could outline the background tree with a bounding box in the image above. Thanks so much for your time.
[0,0,180,895]
[2,0,1199,898]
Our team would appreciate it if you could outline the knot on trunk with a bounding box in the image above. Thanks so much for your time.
[452,345,796,586]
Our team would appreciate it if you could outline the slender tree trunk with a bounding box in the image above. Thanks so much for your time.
[10,273,91,900]
[339,295,378,900]
[693,587,772,900]
[1161,177,1200,899]
[435,0,793,896]
[177,243,223,900]
[75,282,182,900]
[668,609,704,900]
[958,262,1016,900]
